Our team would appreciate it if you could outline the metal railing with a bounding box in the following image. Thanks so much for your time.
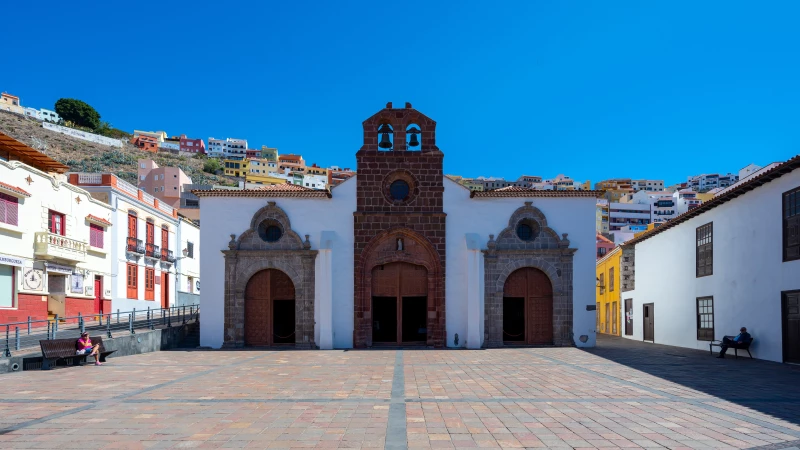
[162,249,174,263]
[127,237,144,254]
[145,242,155,258]
[2,305,200,357]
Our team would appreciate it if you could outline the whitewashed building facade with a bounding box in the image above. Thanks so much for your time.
[620,155,800,363]
[0,152,113,324]
[197,105,599,350]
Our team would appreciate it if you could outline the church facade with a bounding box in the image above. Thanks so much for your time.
[197,104,599,349]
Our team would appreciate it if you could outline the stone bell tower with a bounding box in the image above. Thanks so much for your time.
[353,102,447,348]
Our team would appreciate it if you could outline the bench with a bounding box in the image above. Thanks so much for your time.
[39,336,115,370]
[709,336,754,359]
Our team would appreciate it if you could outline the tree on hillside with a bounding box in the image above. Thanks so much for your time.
[54,98,101,130]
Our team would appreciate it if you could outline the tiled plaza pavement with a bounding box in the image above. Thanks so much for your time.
[0,336,799,449]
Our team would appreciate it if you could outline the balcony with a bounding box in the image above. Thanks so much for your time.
[145,243,161,259]
[161,249,175,264]
[127,237,145,255]
[34,232,86,263]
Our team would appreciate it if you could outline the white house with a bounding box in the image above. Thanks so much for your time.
[207,137,248,159]
[196,105,598,350]
[23,107,41,120]
[69,173,187,313]
[39,109,61,123]
[0,140,113,324]
[175,216,200,307]
[620,154,800,363]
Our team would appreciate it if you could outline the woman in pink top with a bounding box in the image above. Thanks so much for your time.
[76,332,102,365]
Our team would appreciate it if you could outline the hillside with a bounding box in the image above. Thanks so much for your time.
[0,110,236,187]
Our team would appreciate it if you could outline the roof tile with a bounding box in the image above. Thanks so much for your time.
[0,181,31,197]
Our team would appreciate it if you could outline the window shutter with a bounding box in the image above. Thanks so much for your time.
[787,215,800,261]
[90,224,104,248]
[128,214,137,238]
[0,193,18,226]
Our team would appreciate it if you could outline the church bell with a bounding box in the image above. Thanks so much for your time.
[407,126,420,148]
[378,124,393,149]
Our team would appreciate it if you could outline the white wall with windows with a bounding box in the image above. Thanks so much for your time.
[622,166,800,362]
[176,217,200,306]
[0,161,113,322]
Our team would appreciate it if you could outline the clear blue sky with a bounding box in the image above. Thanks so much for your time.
[4,1,799,185]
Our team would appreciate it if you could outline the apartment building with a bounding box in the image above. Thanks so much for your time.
[278,154,305,173]
[207,137,248,159]
[68,173,199,312]
[630,179,665,192]
[687,172,739,192]
[137,159,193,208]
[179,135,206,155]
[260,146,278,161]
[159,136,181,153]
[674,189,702,214]
[0,133,114,323]
[223,159,249,177]
[329,166,356,187]
[596,246,621,336]
[246,149,261,159]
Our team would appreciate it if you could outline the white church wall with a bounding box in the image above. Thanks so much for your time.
[443,178,598,348]
[199,179,356,349]
[624,170,800,362]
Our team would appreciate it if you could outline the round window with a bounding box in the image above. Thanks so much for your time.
[389,180,410,201]
[257,221,282,242]
[516,220,539,241]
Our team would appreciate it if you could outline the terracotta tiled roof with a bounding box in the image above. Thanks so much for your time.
[192,183,331,198]
[471,186,604,198]
[596,233,614,244]
[0,181,31,197]
[85,215,112,226]
[624,153,800,247]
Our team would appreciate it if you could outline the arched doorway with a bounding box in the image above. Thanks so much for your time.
[503,267,553,345]
[371,262,428,345]
[244,269,296,346]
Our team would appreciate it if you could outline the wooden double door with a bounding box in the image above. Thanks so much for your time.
[503,267,553,345]
[244,269,296,346]
[372,262,428,344]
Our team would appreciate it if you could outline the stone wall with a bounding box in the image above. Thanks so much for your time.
[353,105,447,348]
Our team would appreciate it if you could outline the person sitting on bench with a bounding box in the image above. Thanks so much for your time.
[716,327,751,358]
[76,332,102,366]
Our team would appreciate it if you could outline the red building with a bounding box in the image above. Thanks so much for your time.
[179,135,206,154]
[131,135,159,153]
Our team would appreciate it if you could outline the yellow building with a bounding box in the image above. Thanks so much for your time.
[223,159,249,177]
[0,93,24,115]
[596,246,621,336]
[695,192,714,203]
[245,172,288,185]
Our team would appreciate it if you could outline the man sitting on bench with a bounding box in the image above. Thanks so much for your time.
[716,327,752,359]
[76,332,103,366]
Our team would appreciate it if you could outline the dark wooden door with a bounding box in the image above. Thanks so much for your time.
[643,303,654,341]
[624,299,633,335]
[503,267,553,345]
[146,222,154,245]
[244,269,295,346]
[94,277,102,315]
[371,262,428,344]
[783,291,800,364]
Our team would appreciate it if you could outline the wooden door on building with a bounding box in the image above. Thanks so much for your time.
[244,269,295,346]
[94,276,102,315]
[643,303,655,342]
[782,291,800,364]
[624,299,633,336]
[503,267,553,345]
[161,272,169,309]
[612,301,618,335]
[371,262,427,344]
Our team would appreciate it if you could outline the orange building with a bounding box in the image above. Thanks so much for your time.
[131,135,159,153]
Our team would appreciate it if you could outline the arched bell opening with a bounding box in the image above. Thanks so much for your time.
[378,123,394,151]
[244,268,296,346]
[405,123,421,151]
[502,267,553,345]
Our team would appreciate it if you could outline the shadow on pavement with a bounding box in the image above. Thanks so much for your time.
[584,335,800,427]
